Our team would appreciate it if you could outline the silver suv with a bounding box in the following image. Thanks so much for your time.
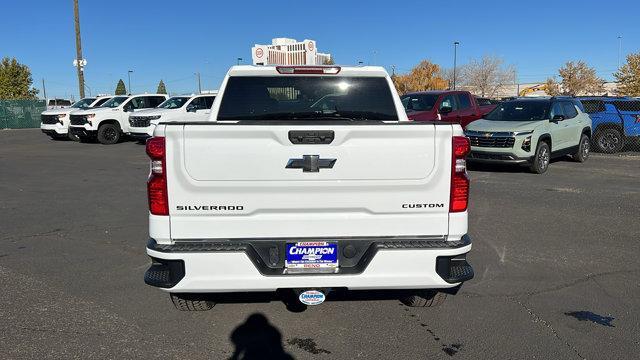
[465,97,592,174]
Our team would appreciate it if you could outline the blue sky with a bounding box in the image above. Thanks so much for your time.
[1,0,638,99]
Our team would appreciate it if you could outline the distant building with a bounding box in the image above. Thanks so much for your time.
[251,38,332,66]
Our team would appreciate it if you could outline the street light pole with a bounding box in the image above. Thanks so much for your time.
[453,41,460,90]
[617,35,623,69]
[73,0,85,98]
[195,72,202,94]
[127,70,133,94]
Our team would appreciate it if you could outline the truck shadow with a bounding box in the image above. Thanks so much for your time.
[229,313,294,360]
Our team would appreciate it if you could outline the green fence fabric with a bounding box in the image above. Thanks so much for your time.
[0,100,45,129]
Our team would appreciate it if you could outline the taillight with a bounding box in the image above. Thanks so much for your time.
[450,136,470,212]
[146,137,168,215]
[276,66,341,74]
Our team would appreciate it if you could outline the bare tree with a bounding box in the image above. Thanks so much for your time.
[547,61,605,96]
[438,67,462,90]
[462,55,515,97]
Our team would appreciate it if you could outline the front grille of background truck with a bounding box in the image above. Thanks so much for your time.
[69,115,88,125]
[41,114,59,124]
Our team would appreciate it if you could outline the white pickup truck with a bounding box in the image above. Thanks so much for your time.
[144,65,474,310]
[127,93,217,140]
[69,94,168,144]
[40,96,112,140]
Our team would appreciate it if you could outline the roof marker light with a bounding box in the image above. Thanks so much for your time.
[276,66,341,75]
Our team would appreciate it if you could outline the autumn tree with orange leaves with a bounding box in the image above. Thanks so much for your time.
[392,60,448,94]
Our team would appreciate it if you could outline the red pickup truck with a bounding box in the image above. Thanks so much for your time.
[401,90,497,128]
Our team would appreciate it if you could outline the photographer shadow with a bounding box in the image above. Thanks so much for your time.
[229,313,294,360]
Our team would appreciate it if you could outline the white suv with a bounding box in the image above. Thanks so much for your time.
[40,96,113,140]
[127,93,217,140]
[69,94,168,144]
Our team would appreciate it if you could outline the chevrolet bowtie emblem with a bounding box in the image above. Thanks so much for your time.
[286,155,336,172]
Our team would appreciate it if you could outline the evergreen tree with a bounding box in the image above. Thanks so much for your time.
[156,80,167,94]
[115,79,127,95]
[0,57,39,99]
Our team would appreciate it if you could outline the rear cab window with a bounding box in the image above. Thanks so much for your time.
[217,76,398,121]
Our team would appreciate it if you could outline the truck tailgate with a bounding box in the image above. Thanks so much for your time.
[164,123,453,239]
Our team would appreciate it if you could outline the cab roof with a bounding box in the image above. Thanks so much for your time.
[227,65,389,77]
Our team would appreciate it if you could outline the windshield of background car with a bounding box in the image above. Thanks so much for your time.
[401,94,439,112]
[101,96,129,108]
[485,100,550,121]
[158,97,190,109]
[71,98,96,109]
[217,76,398,121]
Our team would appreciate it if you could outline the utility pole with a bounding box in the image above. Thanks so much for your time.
[195,72,202,93]
[391,65,396,76]
[73,0,85,98]
[453,41,460,90]
[42,78,47,101]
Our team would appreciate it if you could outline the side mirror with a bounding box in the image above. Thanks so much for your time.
[440,106,453,114]
[552,115,565,122]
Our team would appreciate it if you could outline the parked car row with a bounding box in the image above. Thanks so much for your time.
[41,92,217,145]
[400,91,592,174]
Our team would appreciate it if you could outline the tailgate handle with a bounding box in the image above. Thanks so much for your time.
[288,130,334,144]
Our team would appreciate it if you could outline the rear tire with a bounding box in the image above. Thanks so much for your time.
[97,123,121,145]
[170,293,215,311]
[529,141,550,174]
[572,134,590,162]
[401,290,447,307]
[594,128,624,153]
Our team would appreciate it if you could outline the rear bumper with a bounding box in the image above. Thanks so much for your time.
[145,235,473,292]
[468,150,532,164]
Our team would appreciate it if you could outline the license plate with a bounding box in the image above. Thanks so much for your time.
[285,242,338,269]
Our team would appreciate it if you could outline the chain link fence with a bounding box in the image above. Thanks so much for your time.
[0,100,45,129]
[578,98,640,153]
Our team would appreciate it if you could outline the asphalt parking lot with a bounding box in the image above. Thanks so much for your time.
[1,129,639,359]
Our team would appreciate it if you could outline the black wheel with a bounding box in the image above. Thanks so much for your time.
[594,128,624,153]
[170,293,215,311]
[529,141,550,174]
[401,290,447,307]
[572,134,590,162]
[68,131,80,142]
[97,123,121,145]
